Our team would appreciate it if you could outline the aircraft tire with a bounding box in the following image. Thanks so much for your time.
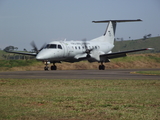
[99,65,101,70]
[102,65,105,70]
[99,65,105,70]
[44,66,49,71]
[51,65,57,70]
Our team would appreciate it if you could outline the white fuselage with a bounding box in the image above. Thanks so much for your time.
[36,40,114,63]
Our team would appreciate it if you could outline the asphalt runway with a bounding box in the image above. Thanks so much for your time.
[0,69,159,80]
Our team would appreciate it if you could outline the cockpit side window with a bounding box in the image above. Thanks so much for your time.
[45,44,50,48]
[58,45,62,49]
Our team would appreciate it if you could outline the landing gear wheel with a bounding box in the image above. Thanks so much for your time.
[102,65,105,70]
[44,66,49,71]
[51,65,57,70]
[44,61,49,71]
[50,63,57,70]
[99,64,105,70]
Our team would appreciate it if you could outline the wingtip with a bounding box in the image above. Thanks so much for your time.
[137,19,142,21]
[147,48,154,50]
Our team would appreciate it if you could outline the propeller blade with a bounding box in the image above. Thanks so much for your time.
[30,41,39,54]
[82,39,95,56]
[83,39,88,50]
[39,43,46,51]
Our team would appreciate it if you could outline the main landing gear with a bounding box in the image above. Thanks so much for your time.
[99,62,105,70]
[50,63,57,70]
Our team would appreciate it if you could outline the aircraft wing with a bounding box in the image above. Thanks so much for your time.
[4,50,37,56]
[100,48,153,59]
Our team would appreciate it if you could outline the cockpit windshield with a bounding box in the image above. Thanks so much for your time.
[45,44,62,49]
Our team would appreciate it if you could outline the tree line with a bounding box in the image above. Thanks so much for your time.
[2,46,35,60]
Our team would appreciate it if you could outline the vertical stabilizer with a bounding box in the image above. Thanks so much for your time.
[103,21,116,44]
[92,19,142,44]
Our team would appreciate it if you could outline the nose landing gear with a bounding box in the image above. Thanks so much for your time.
[43,62,57,71]
[44,62,49,71]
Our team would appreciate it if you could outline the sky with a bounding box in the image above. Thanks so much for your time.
[0,0,160,50]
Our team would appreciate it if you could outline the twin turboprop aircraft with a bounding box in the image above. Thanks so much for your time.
[5,19,153,70]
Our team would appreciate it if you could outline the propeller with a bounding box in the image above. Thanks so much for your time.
[39,43,47,51]
[30,41,38,53]
[82,39,94,58]
[30,41,46,54]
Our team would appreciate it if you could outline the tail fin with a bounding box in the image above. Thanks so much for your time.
[92,19,142,44]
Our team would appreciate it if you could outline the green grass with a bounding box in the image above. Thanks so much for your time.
[0,53,160,71]
[136,71,160,75]
[0,50,6,59]
[0,79,160,120]
[113,36,160,53]
[0,59,39,68]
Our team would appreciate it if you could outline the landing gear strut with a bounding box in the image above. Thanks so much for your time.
[44,62,49,71]
[50,63,57,70]
[99,62,105,70]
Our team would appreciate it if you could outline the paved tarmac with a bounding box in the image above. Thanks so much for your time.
[0,69,159,80]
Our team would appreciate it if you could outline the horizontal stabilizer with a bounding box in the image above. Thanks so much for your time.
[92,19,142,23]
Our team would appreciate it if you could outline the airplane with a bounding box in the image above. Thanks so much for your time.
[4,19,153,71]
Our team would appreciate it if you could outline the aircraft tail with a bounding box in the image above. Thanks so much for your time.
[92,19,142,44]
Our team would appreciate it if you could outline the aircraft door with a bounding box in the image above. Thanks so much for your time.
[67,46,73,57]
[60,42,69,57]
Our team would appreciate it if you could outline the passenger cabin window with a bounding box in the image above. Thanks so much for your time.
[45,44,62,49]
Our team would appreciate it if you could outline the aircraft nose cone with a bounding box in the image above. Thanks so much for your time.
[36,50,48,60]
[36,54,45,60]
[36,55,42,60]
[36,49,55,61]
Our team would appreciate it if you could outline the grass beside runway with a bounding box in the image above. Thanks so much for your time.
[0,79,160,120]
[135,71,160,75]
[0,53,160,71]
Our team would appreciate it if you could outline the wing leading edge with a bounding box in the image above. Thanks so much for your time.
[100,48,154,59]
[4,50,37,56]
